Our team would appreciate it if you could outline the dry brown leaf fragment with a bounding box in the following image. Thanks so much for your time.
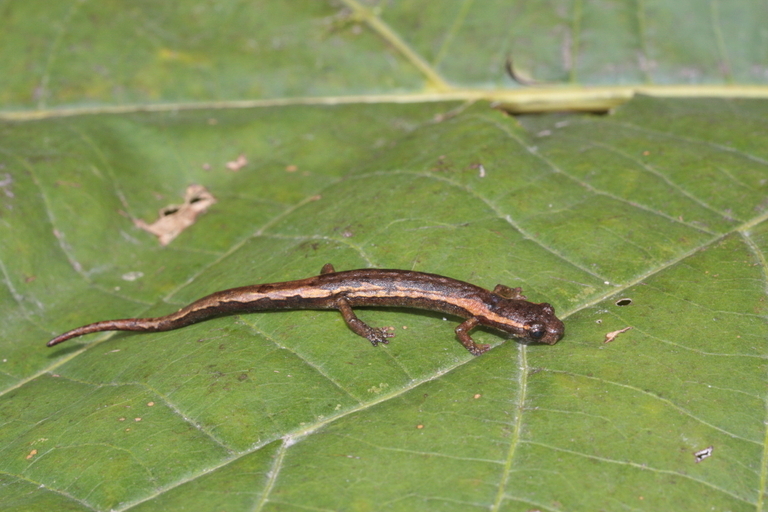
[134,184,216,246]
[226,154,248,171]
[603,326,633,343]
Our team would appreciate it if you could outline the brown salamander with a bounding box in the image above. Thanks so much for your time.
[47,264,564,355]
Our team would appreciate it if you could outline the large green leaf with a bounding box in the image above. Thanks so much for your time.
[2,1,768,511]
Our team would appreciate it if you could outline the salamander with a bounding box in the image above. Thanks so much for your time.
[47,264,564,355]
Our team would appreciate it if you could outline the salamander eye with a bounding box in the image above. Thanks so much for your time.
[527,323,546,340]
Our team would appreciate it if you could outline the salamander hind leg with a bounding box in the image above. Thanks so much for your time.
[335,296,394,347]
[492,284,526,300]
[455,317,491,356]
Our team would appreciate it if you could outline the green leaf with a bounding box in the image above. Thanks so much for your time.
[2,2,768,512]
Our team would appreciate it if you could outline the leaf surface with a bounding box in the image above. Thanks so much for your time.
[2,2,768,511]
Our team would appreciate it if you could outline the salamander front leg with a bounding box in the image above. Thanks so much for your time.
[335,296,394,347]
[455,317,491,355]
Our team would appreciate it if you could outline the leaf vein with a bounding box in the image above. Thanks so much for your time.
[545,369,760,444]
[524,441,754,505]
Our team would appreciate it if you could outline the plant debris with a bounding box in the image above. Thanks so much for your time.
[603,326,633,343]
[134,184,216,246]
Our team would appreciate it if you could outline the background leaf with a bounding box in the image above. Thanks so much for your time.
[2,1,768,511]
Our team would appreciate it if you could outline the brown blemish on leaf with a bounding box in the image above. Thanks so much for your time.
[26,449,37,460]
[225,154,248,171]
[604,326,633,343]
[134,184,216,246]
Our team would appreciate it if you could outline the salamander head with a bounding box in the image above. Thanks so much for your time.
[521,302,564,344]
[489,299,565,345]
